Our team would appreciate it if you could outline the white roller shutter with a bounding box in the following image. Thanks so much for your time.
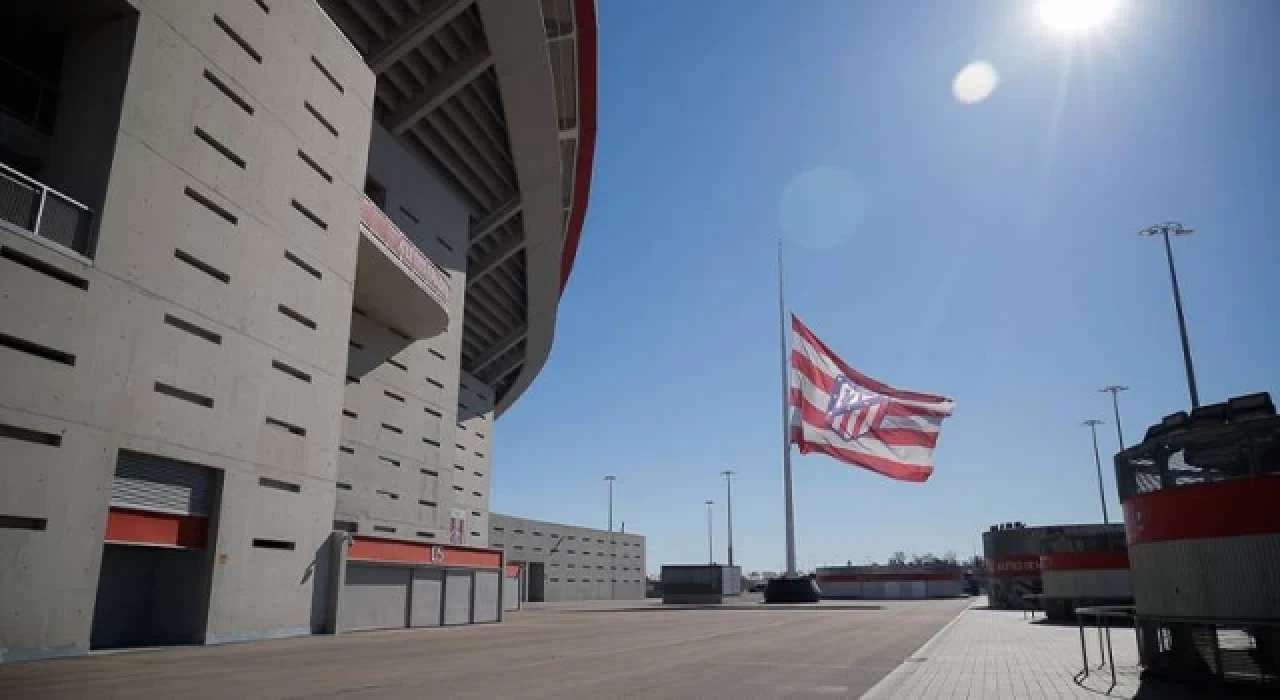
[112,450,214,516]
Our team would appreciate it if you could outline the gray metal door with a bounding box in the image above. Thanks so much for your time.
[443,570,472,625]
[112,450,214,515]
[339,564,410,631]
[410,568,444,627]
[473,570,500,623]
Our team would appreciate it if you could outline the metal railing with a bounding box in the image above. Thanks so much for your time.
[357,195,451,307]
[0,161,94,257]
[1074,604,1136,693]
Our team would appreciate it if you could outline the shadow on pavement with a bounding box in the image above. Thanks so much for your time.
[1129,676,1277,699]
[1034,617,1136,629]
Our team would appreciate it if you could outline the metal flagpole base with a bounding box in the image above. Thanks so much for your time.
[763,576,822,604]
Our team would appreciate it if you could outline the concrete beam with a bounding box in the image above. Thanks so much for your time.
[469,196,520,242]
[390,47,494,135]
[467,235,524,288]
[368,0,472,74]
[481,351,523,386]
[470,323,527,374]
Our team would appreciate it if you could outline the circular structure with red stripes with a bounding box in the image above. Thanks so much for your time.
[1114,392,1280,685]
[1037,525,1131,620]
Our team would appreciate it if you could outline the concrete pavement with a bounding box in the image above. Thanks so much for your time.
[0,597,970,699]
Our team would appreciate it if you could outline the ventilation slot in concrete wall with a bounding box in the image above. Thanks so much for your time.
[387,358,407,372]
[297,149,332,183]
[304,102,338,137]
[1,247,89,289]
[277,304,316,330]
[452,485,463,492]
[418,500,436,507]
[339,445,354,454]
[213,15,262,63]
[164,314,222,345]
[290,199,328,231]
[310,56,343,94]
[436,236,453,253]
[384,390,404,402]
[425,407,442,418]
[428,349,445,361]
[174,249,230,283]
[154,381,213,408]
[352,307,367,317]
[474,451,485,458]
[372,525,396,534]
[345,376,359,384]
[283,251,322,280]
[258,477,300,493]
[423,437,440,447]
[454,464,464,471]
[265,416,306,436]
[203,69,254,115]
[0,332,75,366]
[378,455,400,467]
[254,0,270,14]
[476,432,486,439]
[420,469,437,477]
[380,422,403,434]
[427,378,444,389]
[375,489,399,500]
[417,531,434,538]
[0,515,47,531]
[348,339,363,350]
[336,482,352,490]
[252,538,295,551]
[271,359,312,383]
[194,126,245,168]
[472,471,483,479]
[472,491,482,498]
[342,409,357,419]
[184,186,238,225]
[0,422,63,447]
[388,327,410,342]
[399,206,419,225]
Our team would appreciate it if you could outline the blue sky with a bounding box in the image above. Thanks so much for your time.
[490,0,1280,575]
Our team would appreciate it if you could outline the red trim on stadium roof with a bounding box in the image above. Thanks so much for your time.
[558,0,598,295]
[1123,474,1280,545]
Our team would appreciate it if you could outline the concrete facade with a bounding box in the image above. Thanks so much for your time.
[489,514,647,602]
[0,0,596,661]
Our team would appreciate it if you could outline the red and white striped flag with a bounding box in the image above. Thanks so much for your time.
[789,315,955,482]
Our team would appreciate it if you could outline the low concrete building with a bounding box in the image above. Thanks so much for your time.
[815,565,966,599]
[489,514,646,602]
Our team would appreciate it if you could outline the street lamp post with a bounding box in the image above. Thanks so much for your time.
[1082,419,1109,524]
[705,500,715,565]
[1139,222,1200,409]
[721,470,736,568]
[1100,386,1129,449]
[605,475,616,599]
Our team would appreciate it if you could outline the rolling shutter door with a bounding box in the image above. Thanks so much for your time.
[112,450,213,516]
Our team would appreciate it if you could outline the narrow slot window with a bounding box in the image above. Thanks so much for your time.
[154,382,213,408]
[336,482,352,490]
[310,56,344,93]
[185,186,238,225]
[437,236,453,252]
[164,314,222,344]
[194,126,246,168]
[342,409,358,419]
[373,525,395,534]
[258,477,300,493]
[1,247,88,289]
[252,538,295,551]
[384,390,405,402]
[339,445,354,454]
[428,349,445,360]
[388,327,410,341]
[304,101,338,137]
[290,199,328,230]
[265,416,306,436]
[297,150,332,182]
[284,251,322,279]
[213,15,263,63]
[0,515,47,531]
[388,359,407,371]
[425,407,442,418]
[174,249,230,283]
[378,456,401,467]
[381,422,403,434]
[0,423,62,447]
[427,378,444,389]
[271,359,312,383]
[399,206,419,224]
[0,332,76,366]
[277,304,317,330]
[203,69,254,114]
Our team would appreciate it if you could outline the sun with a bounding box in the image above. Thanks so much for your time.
[1038,0,1118,34]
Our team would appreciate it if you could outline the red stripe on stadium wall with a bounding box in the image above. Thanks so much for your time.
[791,316,951,404]
[986,554,1041,577]
[1123,475,1280,545]
[558,0,598,295]
[818,572,963,583]
[348,535,502,569]
[1039,551,1130,571]
[104,506,208,549]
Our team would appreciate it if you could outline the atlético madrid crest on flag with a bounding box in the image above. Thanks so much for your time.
[790,315,955,483]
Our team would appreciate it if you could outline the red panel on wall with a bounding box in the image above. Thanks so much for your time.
[104,506,207,549]
[1040,551,1130,571]
[817,572,963,583]
[1124,475,1280,545]
[348,535,501,569]
[986,554,1042,578]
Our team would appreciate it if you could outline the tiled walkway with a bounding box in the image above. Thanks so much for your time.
[863,598,1206,699]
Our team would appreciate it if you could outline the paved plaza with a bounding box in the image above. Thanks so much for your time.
[0,597,968,699]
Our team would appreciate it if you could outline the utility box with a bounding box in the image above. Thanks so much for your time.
[661,565,742,604]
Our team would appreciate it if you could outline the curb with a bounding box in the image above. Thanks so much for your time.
[860,598,979,699]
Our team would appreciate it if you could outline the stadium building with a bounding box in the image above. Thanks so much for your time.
[489,514,647,602]
[982,521,1131,620]
[0,0,596,661]
[815,564,966,600]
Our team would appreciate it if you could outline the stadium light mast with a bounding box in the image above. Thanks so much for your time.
[721,469,736,568]
[1139,222,1200,409]
[605,475,616,599]
[1099,386,1129,449]
[1082,419,1109,524]
[705,500,715,565]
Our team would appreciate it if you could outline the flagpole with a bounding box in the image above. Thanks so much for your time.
[777,236,798,577]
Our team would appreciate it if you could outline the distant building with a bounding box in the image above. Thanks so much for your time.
[815,564,965,599]
[489,514,646,602]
